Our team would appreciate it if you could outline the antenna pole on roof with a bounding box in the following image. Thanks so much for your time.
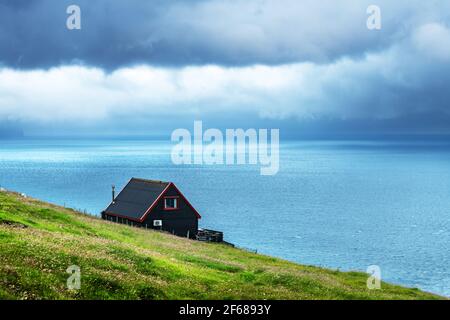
[112,185,116,202]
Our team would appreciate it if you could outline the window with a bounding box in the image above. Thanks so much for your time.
[164,197,178,210]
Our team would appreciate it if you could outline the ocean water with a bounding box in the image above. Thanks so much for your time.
[0,138,450,296]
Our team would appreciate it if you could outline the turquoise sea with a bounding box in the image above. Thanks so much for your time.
[1,139,449,296]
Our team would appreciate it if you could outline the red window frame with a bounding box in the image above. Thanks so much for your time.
[163,196,179,211]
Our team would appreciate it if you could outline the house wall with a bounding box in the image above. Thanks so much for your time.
[142,184,199,238]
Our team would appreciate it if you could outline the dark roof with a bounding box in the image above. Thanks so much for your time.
[104,178,170,220]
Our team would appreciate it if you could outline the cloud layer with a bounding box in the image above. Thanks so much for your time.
[0,1,450,135]
[0,0,447,69]
[2,21,450,132]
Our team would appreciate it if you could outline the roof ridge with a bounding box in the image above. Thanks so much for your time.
[131,177,171,184]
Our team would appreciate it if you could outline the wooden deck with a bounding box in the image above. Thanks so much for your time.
[196,228,224,243]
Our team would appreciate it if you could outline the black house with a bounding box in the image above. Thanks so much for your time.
[101,178,201,238]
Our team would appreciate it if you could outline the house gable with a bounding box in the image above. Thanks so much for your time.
[141,183,201,222]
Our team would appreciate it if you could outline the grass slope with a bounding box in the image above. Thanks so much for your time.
[0,190,442,300]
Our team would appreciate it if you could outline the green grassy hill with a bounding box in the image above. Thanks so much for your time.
[0,190,442,300]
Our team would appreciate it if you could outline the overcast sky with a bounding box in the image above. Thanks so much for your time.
[0,0,450,137]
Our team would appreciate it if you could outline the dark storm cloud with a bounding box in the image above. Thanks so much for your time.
[1,0,450,135]
[0,0,165,69]
[0,0,416,70]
